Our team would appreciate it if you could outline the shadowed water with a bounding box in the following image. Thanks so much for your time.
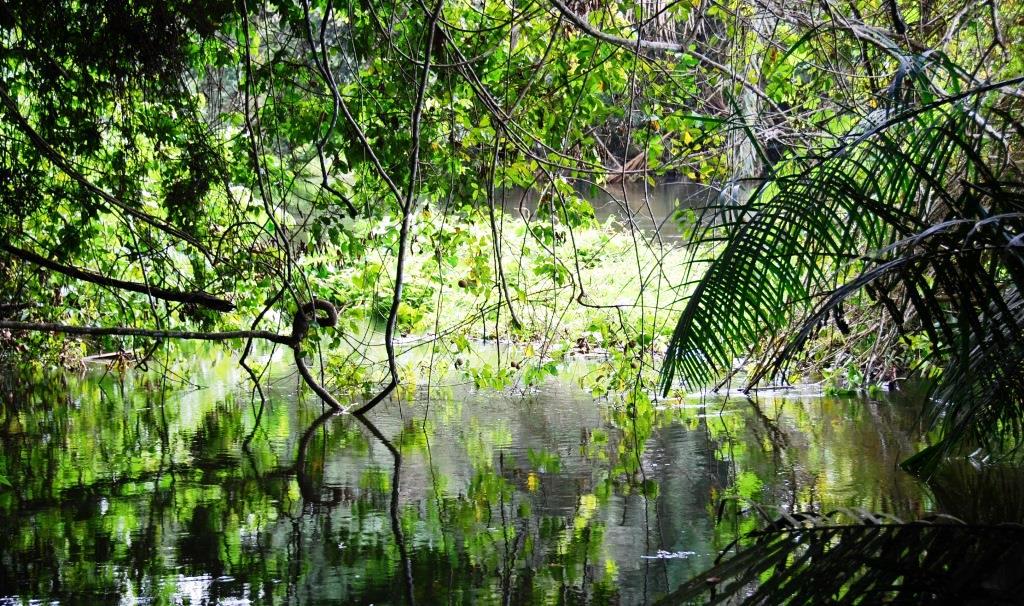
[0,351,935,605]
[506,181,718,241]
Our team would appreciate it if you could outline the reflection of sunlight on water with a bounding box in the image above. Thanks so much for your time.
[166,575,250,606]
[641,550,696,559]
[115,575,252,606]
[174,575,214,606]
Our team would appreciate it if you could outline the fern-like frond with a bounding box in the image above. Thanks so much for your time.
[662,100,972,392]
[661,58,1024,471]
[656,512,1024,605]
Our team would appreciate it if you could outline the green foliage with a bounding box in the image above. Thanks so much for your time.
[466,361,514,390]
[522,359,559,387]
[0,343,940,603]
[662,55,1024,474]
[5,0,1024,601]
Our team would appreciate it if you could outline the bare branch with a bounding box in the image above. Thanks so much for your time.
[2,242,234,312]
[0,320,291,345]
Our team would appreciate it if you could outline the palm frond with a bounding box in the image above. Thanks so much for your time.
[762,207,1024,473]
[656,512,1024,605]
[662,95,971,391]
[661,56,1024,471]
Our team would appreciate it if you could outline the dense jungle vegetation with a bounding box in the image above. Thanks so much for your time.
[2,0,1024,603]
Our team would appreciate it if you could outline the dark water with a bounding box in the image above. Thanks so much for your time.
[505,181,717,241]
[0,351,934,605]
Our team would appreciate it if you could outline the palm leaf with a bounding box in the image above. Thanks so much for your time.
[657,512,1024,605]
[661,55,1024,471]
[662,103,967,391]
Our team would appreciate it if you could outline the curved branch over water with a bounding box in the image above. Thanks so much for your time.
[2,242,234,312]
[0,298,346,411]
[354,0,444,416]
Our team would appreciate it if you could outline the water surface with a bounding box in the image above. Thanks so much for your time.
[506,180,717,241]
[0,178,922,605]
[0,352,933,604]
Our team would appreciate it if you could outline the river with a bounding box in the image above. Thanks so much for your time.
[0,347,935,604]
[0,180,965,604]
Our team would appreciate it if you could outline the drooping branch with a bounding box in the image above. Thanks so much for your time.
[2,242,235,312]
[352,0,444,416]
[2,298,347,411]
[486,136,523,330]
[290,298,339,343]
[0,84,212,256]
[301,0,360,219]
[294,351,344,410]
[291,298,345,410]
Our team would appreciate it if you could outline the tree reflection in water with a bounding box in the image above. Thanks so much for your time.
[0,362,934,604]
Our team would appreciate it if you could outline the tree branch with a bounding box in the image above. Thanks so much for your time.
[2,242,234,312]
[548,0,776,105]
[2,298,349,413]
[0,84,212,256]
[352,0,444,416]
[0,320,291,345]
